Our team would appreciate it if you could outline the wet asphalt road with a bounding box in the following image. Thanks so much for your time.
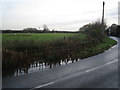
[2,37,119,88]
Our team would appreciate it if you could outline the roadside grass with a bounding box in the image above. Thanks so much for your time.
[92,37,117,52]
[77,37,117,59]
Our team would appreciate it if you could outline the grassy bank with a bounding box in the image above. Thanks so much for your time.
[77,37,117,59]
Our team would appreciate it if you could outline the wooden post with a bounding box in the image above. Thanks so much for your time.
[102,1,105,35]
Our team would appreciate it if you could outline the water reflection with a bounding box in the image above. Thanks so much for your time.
[3,58,80,77]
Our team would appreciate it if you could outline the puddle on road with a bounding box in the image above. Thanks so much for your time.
[3,58,80,77]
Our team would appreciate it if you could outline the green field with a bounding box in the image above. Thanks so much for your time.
[2,33,86,51]
[2,33,84,42]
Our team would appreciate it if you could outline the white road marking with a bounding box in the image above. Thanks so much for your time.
[30,82,54,90]
[30,59,118,90]
[86,59,118,73]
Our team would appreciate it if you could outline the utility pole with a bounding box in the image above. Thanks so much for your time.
[102,1,105,35]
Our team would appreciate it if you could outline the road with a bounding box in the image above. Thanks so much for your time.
[2,37,119,89]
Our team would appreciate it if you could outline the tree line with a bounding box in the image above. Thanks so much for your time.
[2,29,78,33]
[79,22,120,37]
[1,23,120,37]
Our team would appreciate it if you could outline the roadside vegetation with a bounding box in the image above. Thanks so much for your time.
[2,21,117,77]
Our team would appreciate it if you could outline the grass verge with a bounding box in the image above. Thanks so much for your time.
[77,37,117,59]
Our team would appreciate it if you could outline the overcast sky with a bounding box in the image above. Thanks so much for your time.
[0,0,119,31]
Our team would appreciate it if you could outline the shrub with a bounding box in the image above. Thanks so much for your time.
[79,20,107,42]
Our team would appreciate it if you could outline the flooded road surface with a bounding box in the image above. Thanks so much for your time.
[3,58,80,77]
[13,59,80,77]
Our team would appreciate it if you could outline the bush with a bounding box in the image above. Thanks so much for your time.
[79,20,107,41]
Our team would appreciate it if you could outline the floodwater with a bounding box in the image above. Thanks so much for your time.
[3,58,80,77]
